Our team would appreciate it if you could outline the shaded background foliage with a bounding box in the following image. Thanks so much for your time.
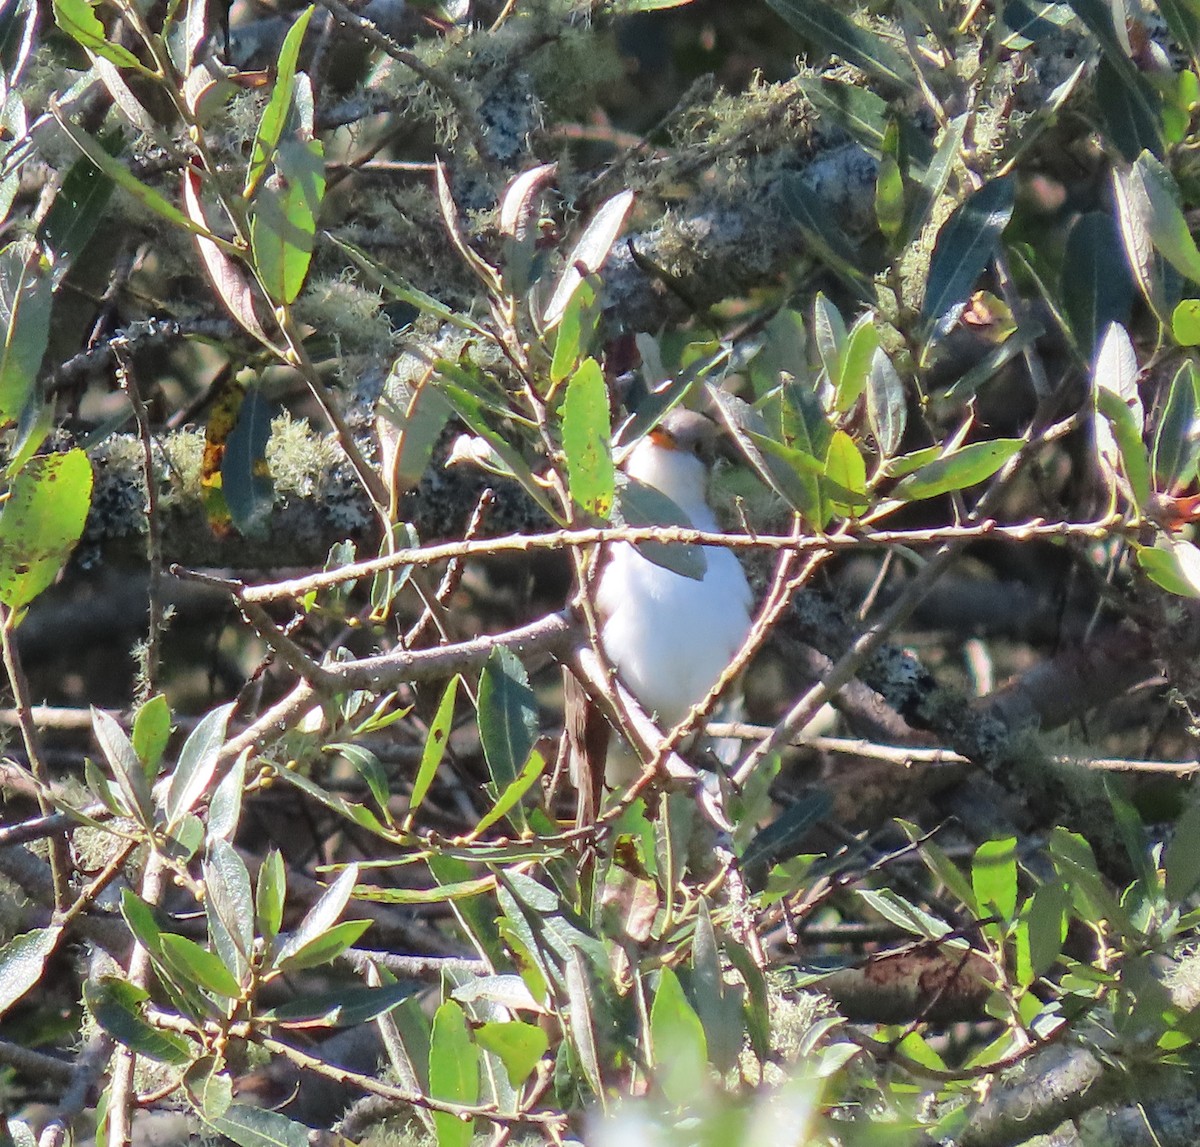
[7,1,1200,1146]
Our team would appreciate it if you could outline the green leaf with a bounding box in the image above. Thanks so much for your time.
[922,177,1015,336]
[245,6,315,197]
[132,694,171,775]
[834,314,879,412]
[85,977,193,1064]
[764,0,915,89]
[892,438,1022,501]
[411,675,459,814]
[612,472,707,579]
[780,176,870,296]
[1173,299,1200,345]
[859,888,955,941]
[1121,153,1200,285]
[208,749,248,842]
[250,137,325,306]
[159,934,243,1000]
[550,278,600,385]
[475,1020,549,1088]
[972,836,1018,922]
[0,926,62,1019]
[1165,803,1200,901]
[561,357,614,519]
[691,900,743,1073]
[275,863,359,966]
[1093,323,1150,506]
[1152,360,1200,492]
[0,245,51,427]
[164,702,234,830]
[222,386,276,535]
[331,742,390,819]
[649,967,708,1104]
[50,109,210,238]
[478,646,537,794]
[204,840,254,982]
[866,347,907,458]
[543,189,634,327]
[1093,57,1164,161]
[0,450,92,614]
[255,848,287,942]
[1062,211,1134,359]
[822,429,867,517]
[813,292,846,381]
[1114,162,1183,326]
[875,152,904,242]
[275,918,371,973]
[37,151,115,281]
[1137,536,1200,597]
[473,744,549,836]
[92,707,153,826]
[206,1103,311,1147]
[51,0,142,67]
[1018,880,1069,983]
[1048,827,1130,936]
[429,1001,479,1147]
[183,1057,233,1121]
[1157,0,1200,68]
[266,980,414,1026]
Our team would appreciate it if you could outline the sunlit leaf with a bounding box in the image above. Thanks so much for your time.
[164,702,234,829]
[429,1001,479,1147]
[85,977,193,1064]
[250,137,325,305]
[52,0,142,68]
[245,5,314,197]
[544,189,634,327]
[649,967,707,1104]
[478,646,537,793]
[0,927,62,1019]
[561,357,614,519]
[892,439,1022,501]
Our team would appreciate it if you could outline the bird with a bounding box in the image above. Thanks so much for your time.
[568,408,754,825]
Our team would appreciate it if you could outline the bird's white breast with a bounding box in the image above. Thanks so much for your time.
[596,530,752,731]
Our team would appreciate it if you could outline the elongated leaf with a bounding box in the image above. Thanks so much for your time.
[204,840,254,981]
[822,429,867,517]
[1123,152,1200,285]
[1094,56,1164,161]
[92,707,153,825]
[221,386,276,535]
[245,6,314,196]
[475,1020,548,1088]
[922,178,1015,336]
[266,981,415,1026]
[858,887,952,941]
[866,346,906,457]
[37,152,115,281]
[780,176,869,295]
[275,918,371,973]
[410,676,459,814]
[1113,162,1180,325]
[132,694,171,775]
[0,450,92,614]
[255,848,287,941]
[1153,360,1200,493]
[164,702,234,829]
[478,646,537,792]
[159,934,243,1000]
[561,357,614,519]
[52,0,141,68]
[429,1001,479,1147]
[275,863,359,965]
[51,105,211,237]
[1018,879,1069,983]
[1158,0,1200,68]
[611,472,707,579]
[1137,536,1200,597]
[250,137,324,305]
[544,189,634,327]
[1062,211,1134,359]
[1165,803,1200,901]
[473,744,549,836]
[86,978,193,1064]
[208,748,248,842]
[649,967,707,1104]
[182,166,278,351]
[972,837,1018,921]
[0,245,51,425]
[893,438,1022,501]
[206,1104,311,1147]
[691,901,743,1072]
[0,926,62,1018]
[1093,322,1149,505]
[764,0,915,89]
[835,314,878,411]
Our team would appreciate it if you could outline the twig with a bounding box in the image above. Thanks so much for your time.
[36,1034,114,1147]
[232,517,1121,604]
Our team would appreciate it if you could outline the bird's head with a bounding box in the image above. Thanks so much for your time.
[625,409,720,523]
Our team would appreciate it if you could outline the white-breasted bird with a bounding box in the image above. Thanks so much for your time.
[568,408,754,824]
